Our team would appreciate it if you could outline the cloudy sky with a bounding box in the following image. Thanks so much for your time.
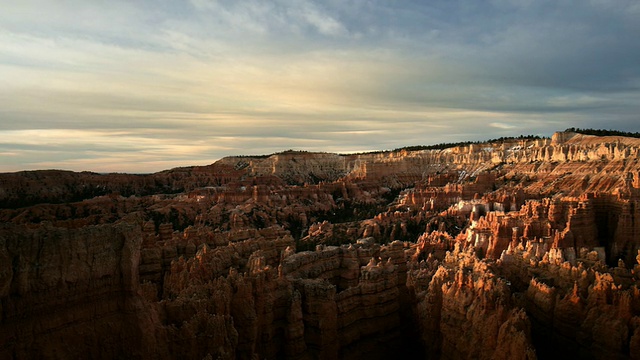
[1,0,639,173]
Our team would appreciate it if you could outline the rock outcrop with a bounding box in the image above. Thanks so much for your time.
[2,131,640,359]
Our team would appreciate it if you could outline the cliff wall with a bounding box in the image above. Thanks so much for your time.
[0,220,166,359]
[3,131,640,359]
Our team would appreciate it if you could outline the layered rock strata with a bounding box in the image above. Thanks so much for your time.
[2,131,640,359]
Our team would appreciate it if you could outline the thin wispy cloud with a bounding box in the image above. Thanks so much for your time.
[0,0,638,172]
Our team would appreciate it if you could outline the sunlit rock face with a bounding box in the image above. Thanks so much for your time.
[2,131,640,359]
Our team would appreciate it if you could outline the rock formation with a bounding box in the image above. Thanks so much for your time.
[2,131,640,359]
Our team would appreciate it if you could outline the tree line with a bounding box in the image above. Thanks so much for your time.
[565,127,640,138]
[390,134,544,153]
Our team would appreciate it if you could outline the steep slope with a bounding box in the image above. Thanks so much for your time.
[2,131,640,359]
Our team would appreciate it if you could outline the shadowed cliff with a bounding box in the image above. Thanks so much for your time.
[2,131,640,359]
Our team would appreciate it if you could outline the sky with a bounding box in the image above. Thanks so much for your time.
[1,0,639,173]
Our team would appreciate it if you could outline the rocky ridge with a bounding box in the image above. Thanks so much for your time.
[1,131,640,359]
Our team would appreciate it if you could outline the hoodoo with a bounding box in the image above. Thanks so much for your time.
[2,131,640,359]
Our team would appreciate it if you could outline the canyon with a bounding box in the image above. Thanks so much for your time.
[1,131,640,359]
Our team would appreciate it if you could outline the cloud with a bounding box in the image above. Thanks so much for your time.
[490,122,516,130]
[0,1,638,172]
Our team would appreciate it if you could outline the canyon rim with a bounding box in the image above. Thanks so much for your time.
[2,131,640,359]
